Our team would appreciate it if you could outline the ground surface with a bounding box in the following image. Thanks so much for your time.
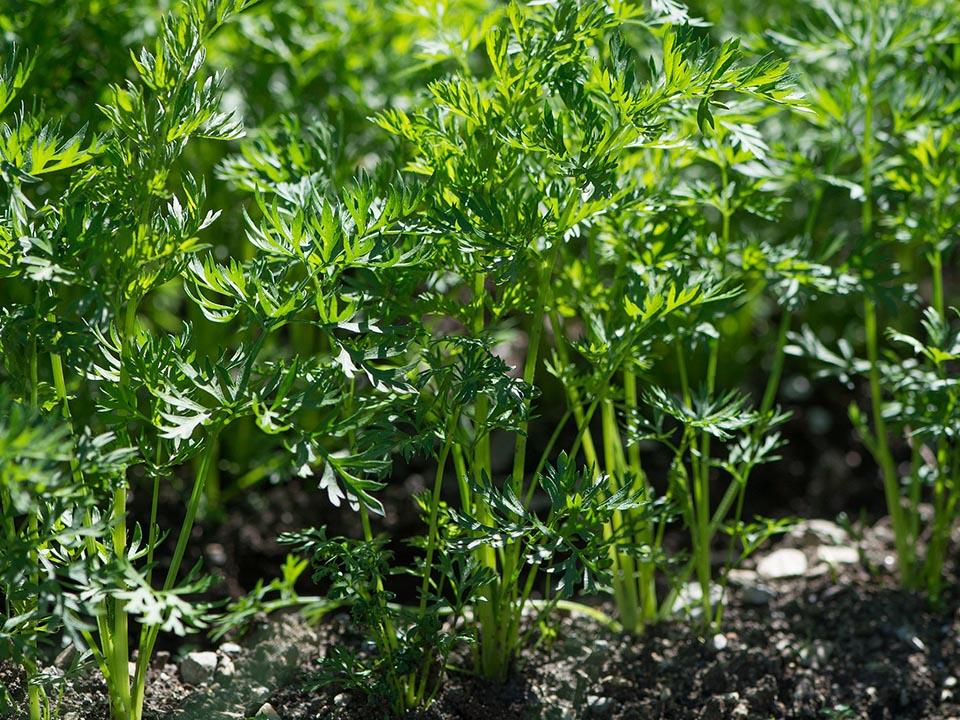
[4,518,958,720]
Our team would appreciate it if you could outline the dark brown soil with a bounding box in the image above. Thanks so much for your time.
[262,561,960,720]
[4,533,959,719]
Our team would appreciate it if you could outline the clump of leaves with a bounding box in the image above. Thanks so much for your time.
[774,0,960,596]
[0,1,419,718]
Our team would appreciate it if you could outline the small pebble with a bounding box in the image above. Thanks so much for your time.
[180,650,218,686]
[217,654,236,678]
[816,545,859,566]
[54,645,78,669]
[255,702,280,719]
[587,695,613,712]
[757,548,808,579]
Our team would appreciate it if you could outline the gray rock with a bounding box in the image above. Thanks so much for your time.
[54,644,78,669]
[180,651,218,686]
[757,548,808,579]
[219,641,242,655]
[741,583,777,605]
[250,685,272,702]
[727,568,777,604]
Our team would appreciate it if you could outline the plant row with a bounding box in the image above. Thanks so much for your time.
[0,0,958,718]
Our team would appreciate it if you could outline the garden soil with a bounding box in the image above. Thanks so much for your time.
[3,520,958,720]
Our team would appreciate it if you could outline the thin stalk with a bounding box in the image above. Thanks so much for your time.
[359,505,398,651]
[131,431,220,718]
[864,299,911,576]
[760,311,792,416]
[26,297,43,720]
[452,444,472,516]
[930,249,944,320]
[624,369,657,625]
[470,272,499,679]
[694,161,732,624]
[549,311,630,623]
[602,399,640,630]
[713,310,793,630]
[926,246,949,598]
[493,250,558,677]
[105,300,140,719]
[551,310,601,469]
[417,425,455,616]
[525,407,573,506]
[856,1,912,582]
[509,249,557,499]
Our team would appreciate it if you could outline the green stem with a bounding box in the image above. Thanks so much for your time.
[925,246,948,597]
[930,249,944,320]
[550,310,600,470]
[856,0,912,585]
[418,427,455,616]
[865,298,911,577]
[509,250,555,499]
[469,272,502,681]
[132,432,220,718]
[26,298,43,720]
[550,312,630,623]
[624,369,656,625]
[760,311,791,416]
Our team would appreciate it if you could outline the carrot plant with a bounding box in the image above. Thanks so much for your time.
[0,1,417,717]
[371,0,809,677]
[773,0,960,598]
[2,0,957,718]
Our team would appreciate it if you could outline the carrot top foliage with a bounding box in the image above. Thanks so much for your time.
[1,0,957,718]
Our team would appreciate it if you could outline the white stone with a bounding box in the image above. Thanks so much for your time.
[255,703,280,719]
[217,654,236,678]
[219,641,242,655]
[757,548,808,579]
[587,695,612,712]
[816,545,859,566]
[673,581,722,614]
[726,568,758,586]
[789,519,847,546]
[179,650,218,685]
